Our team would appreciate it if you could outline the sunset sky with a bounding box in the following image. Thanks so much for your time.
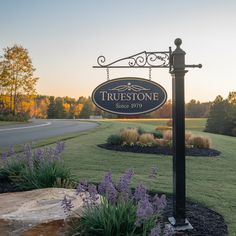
[0,0,235,102]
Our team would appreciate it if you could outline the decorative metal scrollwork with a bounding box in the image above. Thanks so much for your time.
[94,49,171,69]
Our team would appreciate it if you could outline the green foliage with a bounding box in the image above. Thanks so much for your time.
[152,131,163,139]
[47,96,56,118]
[137,127,146,135]
[0,143,73,191]
[0,111,29,121]
[73,199,147,236]
[205,92,236,136]
[79,97,94,118]
[107,134,123,145]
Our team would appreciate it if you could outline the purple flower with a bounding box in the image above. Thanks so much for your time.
[1,152,7,163]
[35,148,44,162]
[98,170,113,195]
[88,184,99,201]
[24,144,34,170]
[106,181,118,204]
[163,224,175,236]
[135,196,153,226]
[56,141,65,154]
[76,180,88,195]
[9,145,15,157]
[116,169,134,199]
[61,195,74,213]
[152,194,167,212]
[149,166,158,179]
[149,223,161,236]
[134,183,147,202]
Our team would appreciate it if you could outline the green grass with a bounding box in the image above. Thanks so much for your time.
[1,118,235,234]
[0,121,28,126]
[59,119,236,236]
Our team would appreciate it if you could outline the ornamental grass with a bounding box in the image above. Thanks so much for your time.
[120,128,139,145]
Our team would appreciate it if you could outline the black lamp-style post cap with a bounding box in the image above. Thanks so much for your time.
[174,38,182,48]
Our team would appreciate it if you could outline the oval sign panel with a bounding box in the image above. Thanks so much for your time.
[92,77,167,115]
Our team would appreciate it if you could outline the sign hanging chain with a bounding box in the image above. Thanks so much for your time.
[149,67,152,80]
[106,68,110,80]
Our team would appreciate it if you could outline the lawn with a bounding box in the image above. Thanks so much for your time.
[0,121,27,126]
[60,118,236,235]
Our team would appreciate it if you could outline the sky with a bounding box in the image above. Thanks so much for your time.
[0,0,235,102]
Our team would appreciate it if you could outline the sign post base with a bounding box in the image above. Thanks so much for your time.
[168,217,193,231]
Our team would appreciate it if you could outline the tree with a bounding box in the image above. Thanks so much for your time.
[79,97,94,118]
[55,97,66,118]
[47,96,56,118]
[205,93,236,136]
[0,45,38,114]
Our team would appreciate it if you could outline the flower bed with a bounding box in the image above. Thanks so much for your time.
[101,127,221,157]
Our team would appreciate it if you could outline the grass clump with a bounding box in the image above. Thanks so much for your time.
[0,142,74,191]
[138,133,155,147]
[120,128,139,145]
[188,135,211,149]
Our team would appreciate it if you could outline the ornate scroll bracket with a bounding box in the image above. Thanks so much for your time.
[93,48,172,70]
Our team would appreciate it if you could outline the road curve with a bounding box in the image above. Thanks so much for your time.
[0,119,98,148]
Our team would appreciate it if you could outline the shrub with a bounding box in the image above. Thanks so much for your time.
[152,131,163,139]
[107,134,123,145]
[138,133,155,147]
[0,142,73,190]
[232,127,236,137]
[0,111,29,122]
[137,127,146,135]
[120,128,139,145]
[189,135,211,149]
[64,169,173,236]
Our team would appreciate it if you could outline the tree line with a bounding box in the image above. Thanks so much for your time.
[1,45,235,134]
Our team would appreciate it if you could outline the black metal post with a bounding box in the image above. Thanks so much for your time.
[169,38,192,228]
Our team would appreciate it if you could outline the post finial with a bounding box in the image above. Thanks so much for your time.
[174,38,182,48]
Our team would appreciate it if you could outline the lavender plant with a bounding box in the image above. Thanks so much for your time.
[66,167,174,236]
[0,142,73,190]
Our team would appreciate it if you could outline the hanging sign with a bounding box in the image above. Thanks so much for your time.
[92,77,167,115]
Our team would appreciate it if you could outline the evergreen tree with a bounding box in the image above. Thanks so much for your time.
[79,98,94,118]
[205,93,236,136]
[47,96,56,118]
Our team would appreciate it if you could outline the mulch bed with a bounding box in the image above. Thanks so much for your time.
[163,195,228,236]
[98,144,221,157]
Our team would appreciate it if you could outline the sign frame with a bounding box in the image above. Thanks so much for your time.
[93,38,202,230]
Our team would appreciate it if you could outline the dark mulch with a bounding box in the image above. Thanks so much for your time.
[98,144,221,157]
[163,195,228,236]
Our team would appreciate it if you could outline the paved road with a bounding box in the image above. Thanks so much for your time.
[0,119,98,148]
